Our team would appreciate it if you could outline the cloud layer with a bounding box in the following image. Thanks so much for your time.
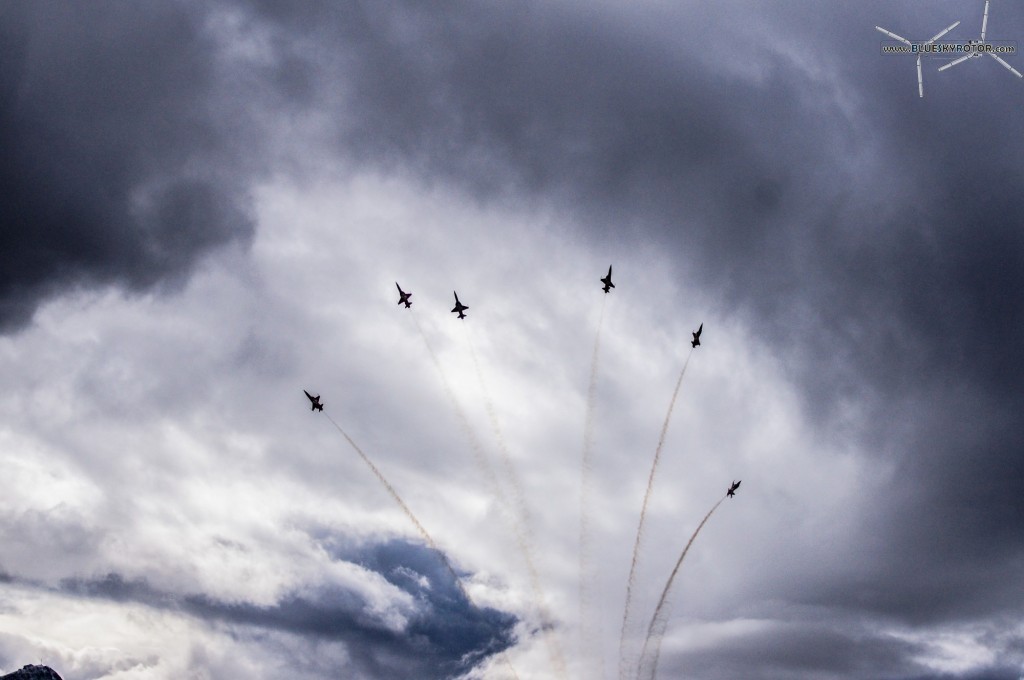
[1,1,1023,679]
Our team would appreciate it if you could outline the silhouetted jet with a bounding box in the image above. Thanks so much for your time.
[451,291,468,319]
[396,282,412,308]
[601,265,615,293]
[727,480,741,497]
[691,323,703,348]
[304,390,323,412]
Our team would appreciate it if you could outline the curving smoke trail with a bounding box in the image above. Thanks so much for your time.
[579,294,608,678]
[325,414,437,555]
[619,348,694,679]
[409,309,563,679]
[465,325,569,679]
[635,495,726,680]
[323,412,522,680]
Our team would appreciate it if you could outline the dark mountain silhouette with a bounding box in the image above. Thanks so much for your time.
[0,666,63,680]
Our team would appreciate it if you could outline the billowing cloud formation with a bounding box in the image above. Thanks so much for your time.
[234,0,1024,421]
[237,0,1024,646]
[0,2,255,331]
[2,1,1024,679]
[55,538,515,679]
[671,618,1024,680]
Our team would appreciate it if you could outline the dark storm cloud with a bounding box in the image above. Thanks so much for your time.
[236,0,925,407]
[668,621,924,680]
[241,0,1024,418]
[796,395,1024,626]
[661,619,1024,680]
[56,538,515,679]
[0,1,258,332]
[326,538,518,668]
[5,1,1021,676]
[230,0,1024,674]
[262,2,1019,389]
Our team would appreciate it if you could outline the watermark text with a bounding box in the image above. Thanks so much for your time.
[881,40,1018,55]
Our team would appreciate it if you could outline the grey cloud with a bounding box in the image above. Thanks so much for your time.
[237,0,1024,415]
[678,623,923,680]
[232,0,1024,657]
[0,508,103,581]
[659,619,1024,680]
[0,2,257,332]
[3,1,1023,677]
[56,538,516,679]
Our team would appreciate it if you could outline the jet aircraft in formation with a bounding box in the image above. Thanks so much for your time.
[397,273,701,353]
[601,265,615,293]
[304,390,324,412]
[451,291,469,319]
[396,282,412,308]
[727,480,741,497]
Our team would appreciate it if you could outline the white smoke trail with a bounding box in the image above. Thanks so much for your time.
[580,295,608,679]
[409,310,508,512]
[465,325,569,679]
[325,414,436,552]
[618,348,694,679]
[323,413,521,680]
[636,495,726,680]
[409,309,559,679]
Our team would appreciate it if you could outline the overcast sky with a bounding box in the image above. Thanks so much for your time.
[2,1,1023,679]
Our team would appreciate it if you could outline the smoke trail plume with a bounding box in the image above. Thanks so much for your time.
[464,326,531,532]
[579,295,608,678]
[465,326,569,679]
[636,495,726,680]
[325,414,435,552]
[409,310,562,678]
[409,310,507,509]
[619,349,694,679]
[323,413,521,680]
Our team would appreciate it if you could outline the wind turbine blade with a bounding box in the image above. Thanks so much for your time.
[927,20,960,45]
[876,25,913,46]
[917,55,924,97]
[981,0,989,42]
[989,53,1024,77]
[939,54,972,71]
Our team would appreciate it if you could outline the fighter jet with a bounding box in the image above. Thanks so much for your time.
[727,480,741,497]
[303,390,324,412]
[691,323,703,348]
[601,265,615,293]
[396,282,412,308]
[451,291,469,319]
